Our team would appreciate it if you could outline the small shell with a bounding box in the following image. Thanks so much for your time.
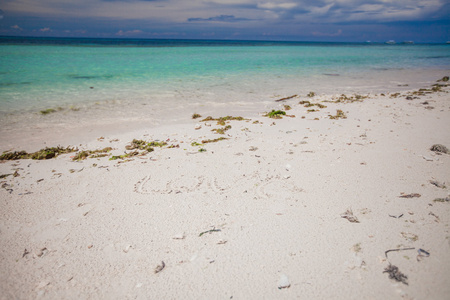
[195,124,202,130]
[278,274,290,289]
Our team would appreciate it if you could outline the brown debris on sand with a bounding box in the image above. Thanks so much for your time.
[340,209,359,223]
[430,144,449,154]
[399,193,421,198]
[383,264,408,285]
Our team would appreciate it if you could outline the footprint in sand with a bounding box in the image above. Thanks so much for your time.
[255,175,304,199]
[134,175,205,194]
[168,175,205,193]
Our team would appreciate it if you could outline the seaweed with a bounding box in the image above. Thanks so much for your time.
[0,151,29,160]
[325,94,369,103]
[212,125,232,134]
[328,109,347,119]
[383,264,408,285]
[124,139,166,152]
[264,110,286,119]
[430,144,449,154]
[201,137,228,144]
[192,113,202,119]
[307,92,316,97]
[72,147,112,161]
[1,146,77,161]
[200,116,247,126]
[109,150,140,160]
[299,101,327,109]
[283,105,292,111]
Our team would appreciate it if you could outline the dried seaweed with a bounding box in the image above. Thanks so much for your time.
[399,193,421,198]
[340,209,359,223]
[154,261,165,274]
[383,264,408,285]
[430,144,449,154]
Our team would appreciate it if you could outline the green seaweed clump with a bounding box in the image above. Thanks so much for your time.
[0,146,78,160]
[307,92,316,97]
[437,76,449,82]
[0,151,29,160]
[30,146,77,160]
[191,142,202,146]
[201,116,247,126]
[125,139,168,154]
[192,113,202,119]
[329,109,347,120]
[109,150,140,160]
[148,141,168,147]
[212,125,232,134]
[201,137,228,144]
[265,110,286,119]
[72,147,113,161]
[40,108,57,115]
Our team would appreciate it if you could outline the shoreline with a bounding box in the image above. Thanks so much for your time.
[1,74,449,299]
[1,68,449,153]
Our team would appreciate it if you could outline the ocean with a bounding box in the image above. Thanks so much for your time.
[0,37,449,148]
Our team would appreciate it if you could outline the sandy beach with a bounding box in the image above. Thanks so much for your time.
[1,76,449,299]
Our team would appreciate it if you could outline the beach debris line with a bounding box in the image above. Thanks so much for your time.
[0,146,77,161]
[383,264,409,285]
[340,209,359,223]
[201,115,248,126]
[72,147,112,161]
[154,261,165,274]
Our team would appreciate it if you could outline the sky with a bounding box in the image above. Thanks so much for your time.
[0,0,449,42]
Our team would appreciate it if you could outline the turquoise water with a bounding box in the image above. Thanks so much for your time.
[1,38,449,114]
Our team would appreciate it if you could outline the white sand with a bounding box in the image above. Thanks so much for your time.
[1,79,450,299]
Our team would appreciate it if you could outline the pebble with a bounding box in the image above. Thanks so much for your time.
[278,274,291,289]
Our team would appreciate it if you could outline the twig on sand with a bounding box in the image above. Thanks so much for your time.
[384,247,415,259]
[199,228,221,237]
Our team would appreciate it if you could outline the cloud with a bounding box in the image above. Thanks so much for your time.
[258,2,297,10]
[40,27,51,32]
[188,15,251,22]
[11,25,23,30]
